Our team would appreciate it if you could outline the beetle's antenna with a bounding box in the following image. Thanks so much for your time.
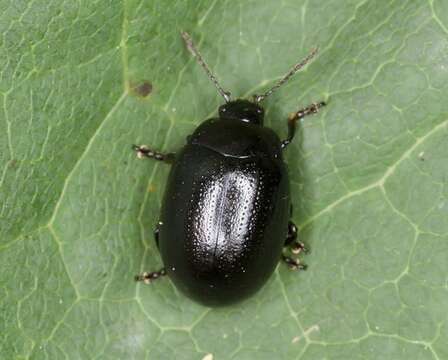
[181,31,231,103]
[254,47,319,103]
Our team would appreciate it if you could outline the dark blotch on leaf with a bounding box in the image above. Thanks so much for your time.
[130,81,153,98]
[8,159,18,170]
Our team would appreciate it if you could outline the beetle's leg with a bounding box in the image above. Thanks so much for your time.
[154,222,161,249]
[284,220,298,246]
[133,145,175,164]
[135,268,166,284]
[282,221,308,270]
[285,221,309,254]
[135,223,165,284]
[281,101,326,149]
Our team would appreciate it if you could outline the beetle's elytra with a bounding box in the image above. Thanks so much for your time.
[134,32,326,306]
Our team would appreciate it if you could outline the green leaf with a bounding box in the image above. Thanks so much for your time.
[1,1,447,359]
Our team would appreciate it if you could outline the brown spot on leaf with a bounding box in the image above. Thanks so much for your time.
[148,184,156,193]
[8,159,18,170]
[129,81,153,98]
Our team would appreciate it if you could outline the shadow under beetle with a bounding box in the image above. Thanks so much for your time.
[134,32,326,306]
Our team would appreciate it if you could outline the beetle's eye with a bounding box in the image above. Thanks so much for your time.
[257,109,262,114]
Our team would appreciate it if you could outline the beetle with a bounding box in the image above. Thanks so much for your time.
[134,32,326,306]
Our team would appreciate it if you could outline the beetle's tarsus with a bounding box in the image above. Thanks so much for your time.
[281,101,327,149]
[282,255,307,271]
[135,269,167,284]
[133,145,175,163]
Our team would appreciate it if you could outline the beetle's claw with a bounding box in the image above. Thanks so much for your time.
[289,263,299,270]
[289,262,307,271]
[282,254,307,271]
[291,241,309,255]
[290,262,307,271]
[300,245,310,255]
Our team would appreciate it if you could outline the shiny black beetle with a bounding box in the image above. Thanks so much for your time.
[134,32,326,306]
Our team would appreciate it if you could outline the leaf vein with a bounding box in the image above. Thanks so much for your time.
[301,118,448,229]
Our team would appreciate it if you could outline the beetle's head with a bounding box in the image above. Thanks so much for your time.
[219,99,264,125]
